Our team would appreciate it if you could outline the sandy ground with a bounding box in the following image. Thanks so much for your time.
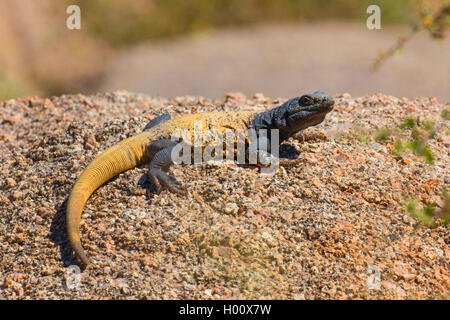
[99,22,450,102]
[0,91,449,299]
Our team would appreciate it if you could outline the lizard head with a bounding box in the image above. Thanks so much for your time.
[281,90,334,134]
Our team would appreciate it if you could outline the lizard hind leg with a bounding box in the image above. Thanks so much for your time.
[148,168,185,195]
[146,140,186,196]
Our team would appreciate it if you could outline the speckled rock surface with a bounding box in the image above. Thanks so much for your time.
[0,91,448,299]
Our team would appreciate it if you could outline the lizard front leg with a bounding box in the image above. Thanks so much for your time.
[249,134,302,172]
[146,139,185,195]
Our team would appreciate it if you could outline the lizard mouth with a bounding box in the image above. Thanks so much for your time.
[288,99,334,117]
[312,97,335,113]
[321,99,335,112]
[286,98,334,130]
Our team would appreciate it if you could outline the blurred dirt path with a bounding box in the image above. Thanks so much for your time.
[99,22,449,102]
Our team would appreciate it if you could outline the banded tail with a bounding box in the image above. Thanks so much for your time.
[66,132,149,266]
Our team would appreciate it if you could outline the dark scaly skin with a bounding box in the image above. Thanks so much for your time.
[66,91,334,267]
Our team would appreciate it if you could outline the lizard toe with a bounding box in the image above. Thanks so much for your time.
[149,168,185,195]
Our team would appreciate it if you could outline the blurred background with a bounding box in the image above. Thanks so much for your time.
[0,0,448,102]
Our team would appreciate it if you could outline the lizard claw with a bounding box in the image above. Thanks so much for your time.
[145,173,162,196]
[167,183,186,195]
[164,174,186,195]
[148,168,186,195]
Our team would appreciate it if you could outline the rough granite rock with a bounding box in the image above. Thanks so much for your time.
[0,91,448,299]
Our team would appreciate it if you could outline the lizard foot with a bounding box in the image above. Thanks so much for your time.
[148,168,186,195]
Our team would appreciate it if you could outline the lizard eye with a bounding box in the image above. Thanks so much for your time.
[300,95,314,105]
